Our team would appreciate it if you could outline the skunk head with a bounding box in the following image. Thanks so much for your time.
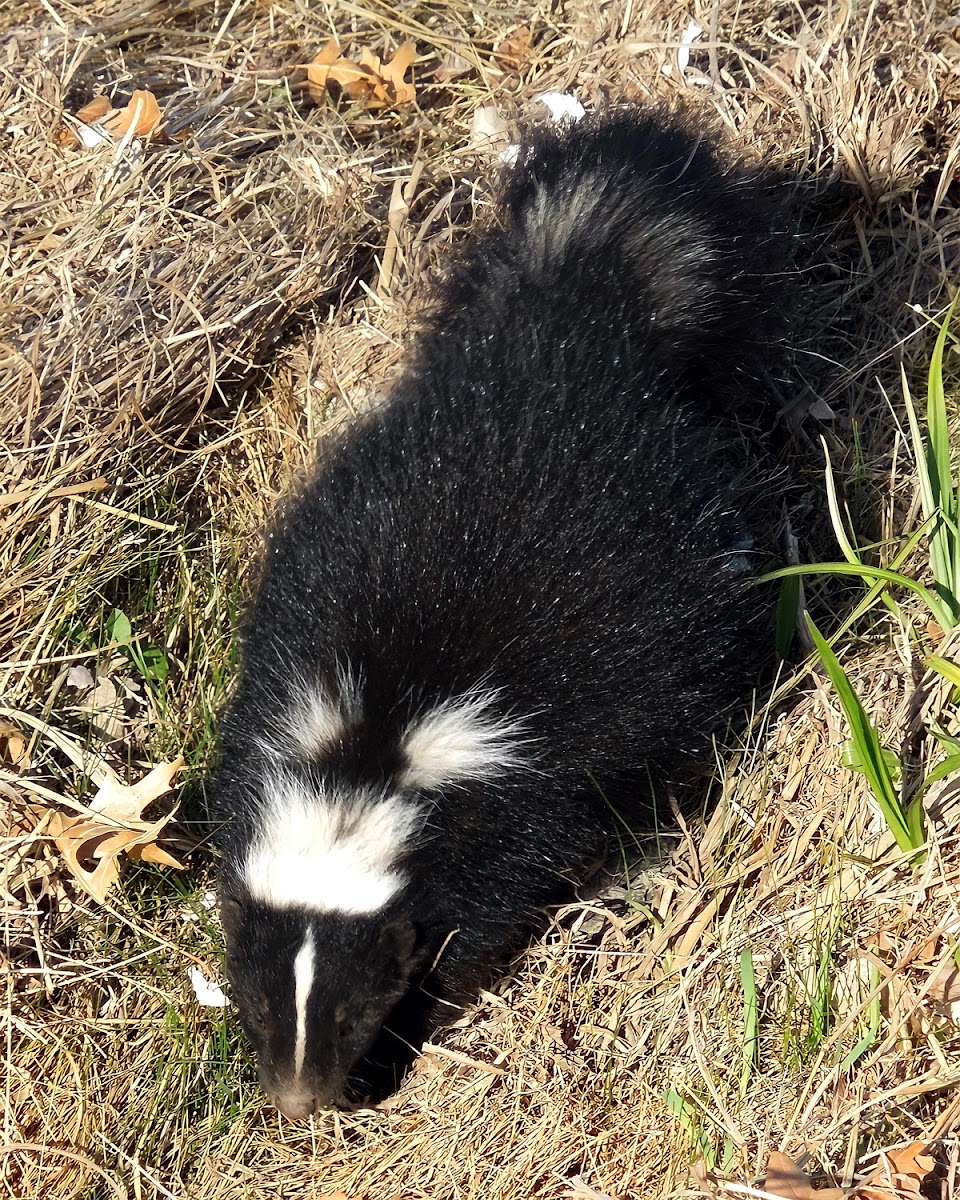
[213,676,533,1113]
[221,895,421,1116]
[217,761,428,1116]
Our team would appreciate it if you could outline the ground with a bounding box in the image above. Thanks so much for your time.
[3,0,960,1197]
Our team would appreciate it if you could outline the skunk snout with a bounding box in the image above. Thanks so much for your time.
[272,1086,318,1120]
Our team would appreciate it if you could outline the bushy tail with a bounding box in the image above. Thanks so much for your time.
[428,108,800,405]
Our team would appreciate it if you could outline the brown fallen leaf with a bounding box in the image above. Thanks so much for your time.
[307,38,417,109]
[76,95,111,124]
[49,758,186,903]
[495,25,533,72]
[434,45,473,83]
[763,1152,844,1200]
[59,88,164,148]
[926,956,960,1022]
[855,1141,935,1200]
[103,89,163,139]
[0,719,29,768]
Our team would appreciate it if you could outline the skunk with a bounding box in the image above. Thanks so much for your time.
[208,109,798,1118]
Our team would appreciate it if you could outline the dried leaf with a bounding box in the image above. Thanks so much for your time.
[763,1152,844,1200]
[307,39,417,109]
[49,759,185,903]
[76,95,111,124]
[66,665,95,690]
[927,957,960,1021]
[89,758,182,823]
[103,90,163,139]
[434,47,473,83]
[127,842,186,869]
[807,398,839,421]
[60,88,163,148]
[305,37,343,97]
[855,1141,935,1199]
[0,720,29,768]
[378,42,417,101]
[471,105,510,148]
[495,25,532,72]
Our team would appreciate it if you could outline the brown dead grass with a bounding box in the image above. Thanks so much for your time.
[3,0,960,1197]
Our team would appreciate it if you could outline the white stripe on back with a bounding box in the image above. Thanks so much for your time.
[401,689,532,791]
[285,667,362,757]
[293,925,316,1078]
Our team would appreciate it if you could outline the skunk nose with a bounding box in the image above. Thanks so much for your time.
[273,1089,317,1119]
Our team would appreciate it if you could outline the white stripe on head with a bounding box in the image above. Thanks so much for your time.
[400,689,532,791]
[243,774,419,914]
[293,924,316,1079]
[285,666,362,757]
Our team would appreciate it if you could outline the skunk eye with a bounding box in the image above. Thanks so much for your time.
[334,1005,358,1038]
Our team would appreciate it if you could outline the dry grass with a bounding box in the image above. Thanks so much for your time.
[4,0,960,1196]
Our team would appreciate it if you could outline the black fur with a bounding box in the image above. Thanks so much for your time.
[208,109,799,1115]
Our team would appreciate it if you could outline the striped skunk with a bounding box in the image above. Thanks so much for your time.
[208,108,798,1118]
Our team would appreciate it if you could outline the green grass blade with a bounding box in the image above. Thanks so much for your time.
[903,365,936,522]
[842,741,900,780]
[739,947,758,1098]
[925,654,960,689]
[821,436,861,566]
[922,751,960,786]
[926,296,956,515]
[806,615,920,854]
[928,722,960,755]
[775,574,801,661]
[763,563,954,631]
[900,299,960,626]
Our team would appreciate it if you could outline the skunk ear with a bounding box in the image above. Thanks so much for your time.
[221,897,244,937]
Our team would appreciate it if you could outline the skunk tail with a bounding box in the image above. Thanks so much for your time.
[427,109,797,404]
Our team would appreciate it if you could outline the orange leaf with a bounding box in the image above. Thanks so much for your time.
[306,37,347,97]
[49,818,123,902]
[763,1152,844,1200]
[854,1142,935,1199]
[495,25,532,72]
[378,41,417,105]
[76,95,111,124]
[103,89,163,139]
[127,842,187,869]
[60,88,163,148]
[306,39,416,109]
